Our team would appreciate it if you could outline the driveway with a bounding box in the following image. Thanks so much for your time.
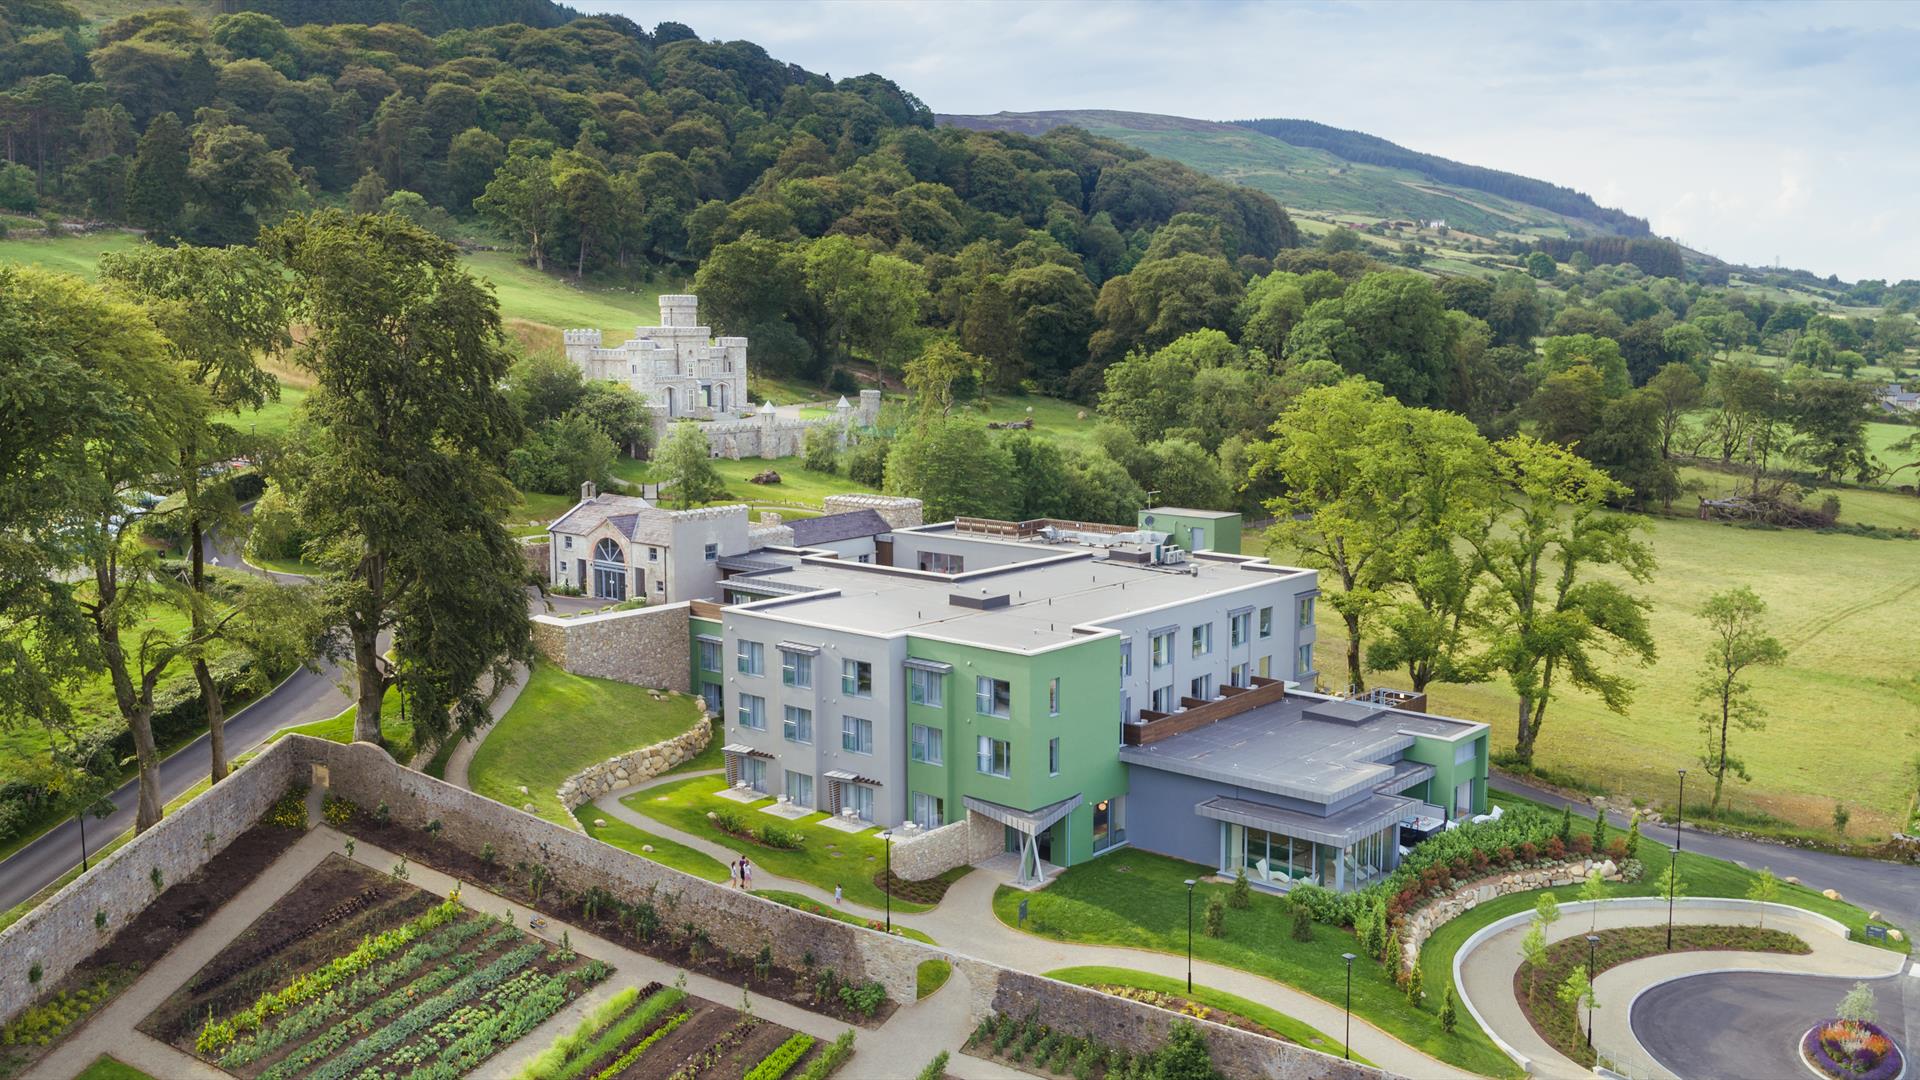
[1632,970,1912,1080]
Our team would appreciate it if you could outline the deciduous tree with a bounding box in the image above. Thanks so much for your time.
[657,420,727,509]
[1694,586,1787,813]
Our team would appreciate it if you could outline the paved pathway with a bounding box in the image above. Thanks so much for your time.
[440,662,530,790]
[593,775,1470,1079]
[1632,969,1912,1080]
[1455,898,1907,1079]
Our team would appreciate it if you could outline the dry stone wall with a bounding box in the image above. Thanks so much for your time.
[529,602,691,692]
[1399,857,1622,972]
[822,493,924,530]
[888,811,1004,881]
[519,539,550,577]
[557,709,713,811]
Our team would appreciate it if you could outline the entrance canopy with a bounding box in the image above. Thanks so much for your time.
[965,792,1080,887]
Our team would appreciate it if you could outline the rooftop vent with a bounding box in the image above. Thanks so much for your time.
[949,589,1010,610]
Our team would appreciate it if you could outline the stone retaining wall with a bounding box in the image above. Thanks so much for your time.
[1399,857,1623,972]
[556,709,714,812]
[530,602,691,691]
[519,539,550,578]
[0,742,301,1026]
[887,818,972,881]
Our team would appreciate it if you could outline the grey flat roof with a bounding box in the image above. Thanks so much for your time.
[1144,507,1240,519]
[1197,792,1410,847]
[724,551,1311,651]
[1118,691,1484,806]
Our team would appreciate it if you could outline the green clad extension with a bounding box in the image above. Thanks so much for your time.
[1138,508,1242,554]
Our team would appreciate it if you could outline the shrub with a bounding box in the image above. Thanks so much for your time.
[1202,894,1226,937]
[1440,984,1457,1033]
[757,823,804,850]
[1404,961,1423,1009]
[322,796,355,827]
[838,980,886,1018]
[711,807,748,836]
[796,1029,856,1080]
[1229,868,1251,909]
[744,1032,816,1080]
[916,1050,950,1080]
[1624,813,1641,860]
[267,785,310,830]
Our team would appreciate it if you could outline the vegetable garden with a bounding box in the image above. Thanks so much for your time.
[515,981,853,1080]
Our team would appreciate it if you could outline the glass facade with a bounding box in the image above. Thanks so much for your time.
[1224,824,1320,886]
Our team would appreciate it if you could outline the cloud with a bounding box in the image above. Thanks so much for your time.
[585,0,1919,280]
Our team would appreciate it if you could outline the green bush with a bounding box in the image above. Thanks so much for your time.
[711,807,747,835]
[757,823,804,850]
[743,1032,816,1080]
[915,1050,949,1080]
[795,1029,855,1080]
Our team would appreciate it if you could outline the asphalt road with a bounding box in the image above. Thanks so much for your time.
[1632,970,1911,1080]
[1491,773,1920,932]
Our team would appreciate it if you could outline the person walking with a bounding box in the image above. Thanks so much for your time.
[833,883,843,906]
[741,856,753,889]
[729,857,741,889]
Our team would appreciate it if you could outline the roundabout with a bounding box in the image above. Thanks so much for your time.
[1632,972,1908,1080]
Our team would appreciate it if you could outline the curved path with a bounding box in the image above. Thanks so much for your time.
[1632,970,1911,1080]
[438,662,530,789]
[591,773,1471,1079]
[1456,898,1907,1078]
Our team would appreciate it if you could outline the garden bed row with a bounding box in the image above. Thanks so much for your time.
[516,981,853,1080]
[965,1012,1220,1080]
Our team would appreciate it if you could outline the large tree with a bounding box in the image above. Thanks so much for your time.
[1472,435,1656,766]
[656,420,727,509]
[1693,586,1787,813]
[883,417,1018,523]
[264,211,531,752]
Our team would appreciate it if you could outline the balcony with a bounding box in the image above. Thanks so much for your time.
[1122,677,1287,746]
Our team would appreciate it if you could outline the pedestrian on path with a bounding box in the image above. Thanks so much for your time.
[730,857,741,888]
[834,883,843,906]
[741,856,753,889]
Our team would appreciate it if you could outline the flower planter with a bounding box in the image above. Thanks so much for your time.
[1802,1020,1905,1080]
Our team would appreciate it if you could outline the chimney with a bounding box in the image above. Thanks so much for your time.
[581,480,597,501]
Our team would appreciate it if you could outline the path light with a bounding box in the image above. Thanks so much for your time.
[1586,933,1600,1049]
[881,830,892,933]
[1184,879,1197,993]
[1341,952,1357,1060]
[1668,769,1686,950]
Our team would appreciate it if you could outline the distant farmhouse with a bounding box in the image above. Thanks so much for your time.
[1880,382,1920,417]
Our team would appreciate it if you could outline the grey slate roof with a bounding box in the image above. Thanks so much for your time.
[550,493,653,535]
[787,509,890,547]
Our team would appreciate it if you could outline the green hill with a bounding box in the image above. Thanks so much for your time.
[939,109,1638,241]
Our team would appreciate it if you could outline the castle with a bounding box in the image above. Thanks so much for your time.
[563,294,749,419]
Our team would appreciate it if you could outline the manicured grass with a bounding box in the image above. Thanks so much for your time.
[610,455,868,511]
[990,847,1518,1078]
[265,685,417,765]
[245,553,320,577]
[1042,966,1362,1064]
[460,251,677,337]
[620,775,941,912]
[1274,497,1920,837]
[0,231,146,278]
[752,888,936,945]
[572,804,729,883]
[957,392,1103,451]
[916,958,952,999]
[230,383,308,440]
[467,662,702,827]
[659,720,723,778]
[73,1055,157,1080]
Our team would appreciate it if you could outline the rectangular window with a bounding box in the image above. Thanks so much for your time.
[701,682,722,714]
[1048,737,1060,776]
[1230,611,1250,647]
[908,667,944,707]
[1191,622,1212,657]
[1298,595,1315,628]
[1258,655,1271,679]
[783,705,813,744]
[912,792,944,829]
[698,639,721,673]
[781,650,813,688]
[841,715,873,755]
[1189,674,1211,699]
[975,676,1011,718]
[1297,643,1314,677]
[704,542,719,562]
[1151,685,1175,713]
[1259,607,1273,639]
[1048,677,1060,716]
[1455,738,1478,766]
[977,735,1011,778]
[1230,662,1250,687]
[648,547,658,562]
[786,770,813,809]
[845,783,875,822]
[1151,630,1174,669]
[736,640,763,676]
[911,723,944,765]
[917,551,964,573]
[841,659,873,697]
[1120,638,1132,677]
[737,693,765,730]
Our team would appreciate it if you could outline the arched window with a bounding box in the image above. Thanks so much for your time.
[590,538,626,600]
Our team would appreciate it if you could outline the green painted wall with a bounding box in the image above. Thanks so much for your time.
[690,616,723,704]
[1139,510,1242,554]
[903,633,1127,867]
[1403,729,1488,817]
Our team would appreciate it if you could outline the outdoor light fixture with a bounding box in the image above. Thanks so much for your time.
[882,830,893,933]
[1341,952,1357,1060]
[1184,879,1197,992]
[1668,769,1686,950]
[1585,933,1600,1048]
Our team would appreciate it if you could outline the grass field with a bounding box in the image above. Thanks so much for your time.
[752,888,937,945]
[572,803,729,882]
[1279,500,1920,837]
[0,231,146,278]
[1042,966,1360,1063]
[610,455,865,512]
[264,684,418,765]
[462,251,674,337]
[466,662,702,827]
[72,1057,155,1080]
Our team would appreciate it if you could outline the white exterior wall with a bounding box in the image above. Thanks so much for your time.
[563,295,749,420]
[885,530,1066,573]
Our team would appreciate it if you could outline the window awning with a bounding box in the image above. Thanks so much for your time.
[1195,793,1409,848]
[776,641,821,656]
[903,657,953,674]
[824,769,883,786]
[721,743,772,759]
[694,634,722,645]
[963,792,1081,836]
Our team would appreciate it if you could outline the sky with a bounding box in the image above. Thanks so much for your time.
[584,0,1920,283]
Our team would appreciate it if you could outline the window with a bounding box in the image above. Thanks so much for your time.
[908,667,944,707]
[704,542,719,561]
[783,705,813,744]
[1151,630,1174,669]
[1298,594,1316,628]
[1048,737,1060,775]
[975,676,1010,718]
[841,659,873,697]
[700,683,722,715]
[1092,796,1125,853]
[786,770,813,809]
[737,693,766,730]
[1258,655,1271,679]
[1230,611,1250,647]
[841,715,873,755]
[976,735,1011,778]
[911,723,944,765]
[698,639,721,673]
[781,650,813,689]
[1258,607,1273,639]
[1230,662,1250,687]
[563,536,573,549]
[1455,738,1478,766]
[737,640,763,676]
[1119,639,1132,677]
[1191,622,1212,657]
[1151,685,1175,713]
[655,580,665,592]
[844,783,875,821]
[918,551,964,573]
[912,792,944,829]
[1189,674,1211,699]
[648,546,658,562]
[1296,643,1314,677]
[1048,678,1060,716]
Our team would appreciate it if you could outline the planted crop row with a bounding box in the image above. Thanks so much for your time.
[197,899,464,1054]
[590,1011,689,1080]
[218,915,498,1069]
[513,985,646,1080]
[795,1030,856,1080]
[546,986,687,1080]
[664,1015,758,1080]
[744,1032,816,1080]
[401,960,611,1080]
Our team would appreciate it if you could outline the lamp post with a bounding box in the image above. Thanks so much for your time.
[1585,933,1600,1049]
[1341,952,1356,1060]
[1667,768,1686,950]
[882,831,893,933]
[1183,879,1196,992]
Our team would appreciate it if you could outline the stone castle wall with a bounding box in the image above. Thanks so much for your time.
[557,710,714,812]
[648,389,884,461]
[529,603,691,692]
[821,492,924,530]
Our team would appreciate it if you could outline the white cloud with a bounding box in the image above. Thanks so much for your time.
[585,0,1920,280]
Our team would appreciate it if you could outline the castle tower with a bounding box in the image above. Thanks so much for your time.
[659,295,698,328]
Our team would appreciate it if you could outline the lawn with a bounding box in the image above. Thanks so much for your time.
[229,382,309,440]
[265,684,418,766]
[0,231,146,278]
[1043,966,1362,1063]
[462,250,677,337]
[73,1056,156,1080]
[619,774,943,912]
[1273,499,1920,838]
[959,392,1104,451]
[989,847,1517,1078]
[467,661,703,827]
[752,888,937,944]
[572,803,729,883]
[610,455,869,511]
